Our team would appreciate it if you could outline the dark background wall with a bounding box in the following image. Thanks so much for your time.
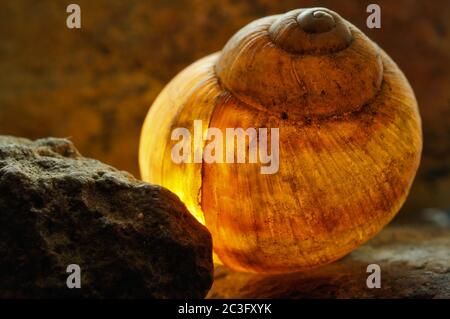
[0,0,449,217]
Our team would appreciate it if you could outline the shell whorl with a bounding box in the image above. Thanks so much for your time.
[215,8,384,120]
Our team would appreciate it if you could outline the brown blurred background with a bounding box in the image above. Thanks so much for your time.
[0,0,449,217]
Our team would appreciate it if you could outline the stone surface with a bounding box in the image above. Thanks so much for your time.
[0,136,213,298]
[0,0,449,216]
[208,213,450,299]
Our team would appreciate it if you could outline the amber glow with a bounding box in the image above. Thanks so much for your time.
[139,8,422,273]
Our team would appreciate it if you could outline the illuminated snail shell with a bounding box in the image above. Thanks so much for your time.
[139,8,422,273]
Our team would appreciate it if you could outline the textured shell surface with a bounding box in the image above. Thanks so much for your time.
[140,8,422,273]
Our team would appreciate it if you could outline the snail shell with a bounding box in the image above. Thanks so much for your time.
[139,8,422,273]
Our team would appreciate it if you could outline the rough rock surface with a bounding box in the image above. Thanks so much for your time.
[0,0,449,217]
[0,136,213,298]
[208,213,450,299]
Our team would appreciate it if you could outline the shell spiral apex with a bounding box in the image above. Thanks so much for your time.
[139,7,422,273]
[216,7,383,119]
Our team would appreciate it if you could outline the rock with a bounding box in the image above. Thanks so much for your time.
[208,215,450,299]
[0,136,213,298]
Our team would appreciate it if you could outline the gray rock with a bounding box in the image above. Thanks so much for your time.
[208,220,450,299]
[0,136,213,298]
